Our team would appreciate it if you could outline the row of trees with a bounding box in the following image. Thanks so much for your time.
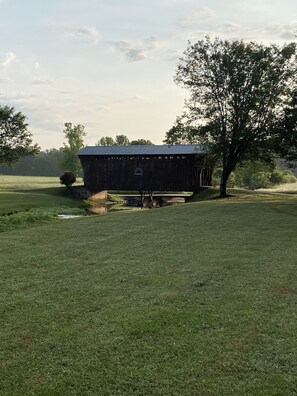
[0,148,64,176]
[97,136,152,146]
[164,37,297,197]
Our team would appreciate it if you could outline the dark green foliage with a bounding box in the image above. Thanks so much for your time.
[0,105,39,165]
[164,116,200,144]
[59,171,76,188]
[60,123,86,175]
[96,136,154,146]
[167,37,297,197]
[130,139,153,145]
[275,90,297,164]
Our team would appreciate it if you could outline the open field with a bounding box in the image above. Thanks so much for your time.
[1,177,297,395]
[257,182,297,194]
[0,175,84,216]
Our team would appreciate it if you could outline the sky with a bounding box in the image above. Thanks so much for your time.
[0,0,296,149]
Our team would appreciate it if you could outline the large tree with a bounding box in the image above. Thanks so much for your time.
[275,89,297,164]
[0,105,39,165]
[165,37,297,197]
[60,122,86,175]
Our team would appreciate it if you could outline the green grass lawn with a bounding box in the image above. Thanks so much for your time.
[0,175,84,215]
[1,179,297,395]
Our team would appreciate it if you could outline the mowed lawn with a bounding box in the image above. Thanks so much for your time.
[0,176,83,214]
[1,189,297,395]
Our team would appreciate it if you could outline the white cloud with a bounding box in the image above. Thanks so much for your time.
[34,62,40,70]
[132,94,147,101]
[32,77,55,85]
[65,26,101,43]
[112,36,159,62]
[280,31,296,39]
[260,23,297,35]
[0,77,13,83]
[0,52,16,68]
[178,7,215,27]
[217,23,241,33]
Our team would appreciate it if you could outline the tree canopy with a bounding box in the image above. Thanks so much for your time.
[60,123,86,175]
[0,105,39,165]
[275,89,297,164]
[130,139,153,145]
[165,37,297,196]
[96,135,153,146]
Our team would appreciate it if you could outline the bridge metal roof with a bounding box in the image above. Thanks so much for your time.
[77,144,207,156]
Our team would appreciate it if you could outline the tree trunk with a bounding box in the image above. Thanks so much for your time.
[219,168,231,197]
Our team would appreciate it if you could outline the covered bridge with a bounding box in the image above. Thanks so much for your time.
[77,144,212,194]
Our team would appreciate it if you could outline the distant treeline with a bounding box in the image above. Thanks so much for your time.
[0,137,155,177]
[0,148,64,176]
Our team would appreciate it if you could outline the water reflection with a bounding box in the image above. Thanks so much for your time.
[86,202,115,214]
[86,196,186,214]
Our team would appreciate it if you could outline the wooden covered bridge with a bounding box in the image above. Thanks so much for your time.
[77,144,212,200]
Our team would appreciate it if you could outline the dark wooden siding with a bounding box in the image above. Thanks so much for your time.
[79,155,212,192]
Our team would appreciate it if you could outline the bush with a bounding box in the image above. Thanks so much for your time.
[270,168,285,184]
[60,172,76,188]
[249,172,272,190]
[281,170,297,183]
[0,209,55,232]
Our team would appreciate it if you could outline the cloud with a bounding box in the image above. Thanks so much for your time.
[32,77,55,85]
[0,92,37,103]
[0,77,13,83]
[178,7,215,27]
[217,23,241,33]
[112,36,159,62]
[131,94,147,101]
[280,31,296,39]
[0,52,16,68]
[65,26,101,43]
[260,23,297,35]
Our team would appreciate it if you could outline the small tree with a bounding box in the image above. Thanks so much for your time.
[0,105,39,165]
[167,37,297,197]
[59,171,76,189]
[60,123,86,175]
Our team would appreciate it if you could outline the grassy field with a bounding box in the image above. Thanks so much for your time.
[0,175,84,216]
[257,182,297,194]
[1,177,297,395]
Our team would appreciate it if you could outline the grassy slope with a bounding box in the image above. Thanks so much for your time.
[1,191,297,395]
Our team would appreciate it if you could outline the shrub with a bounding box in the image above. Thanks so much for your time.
[60,172,76,189]
[249,172,272,190]
[281,170,297,183]
[270,168,285,184]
